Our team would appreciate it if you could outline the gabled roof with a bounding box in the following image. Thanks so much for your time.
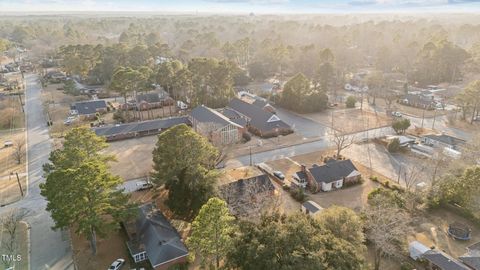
[423,250,470,270]
[227,98,290,134]
[127,203,188,268]
[190,105,242,129]
[307,159,359,184]
[252,99,268,108]
[460,242,480,270]
[93,117,189,137]
[137,92,161,103]
[71,100,107,115]
[425,134,466,147]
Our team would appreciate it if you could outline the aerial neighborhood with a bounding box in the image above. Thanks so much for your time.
[1,3,480,270]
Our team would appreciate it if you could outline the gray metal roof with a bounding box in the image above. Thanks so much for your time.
[302,200,322,213]
[93,117,189,137]
[307,159,358,184]
[219,174,275,198]
[71,100,107,115]
[423,250,470,270]
[227,98,290,134]
[424,134,466,147]
[128,203,188,268]
[190,105,242,128]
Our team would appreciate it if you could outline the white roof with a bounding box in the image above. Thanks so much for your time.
[409,241,430,260]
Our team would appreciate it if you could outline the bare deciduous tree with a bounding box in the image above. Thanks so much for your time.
[12,138,26,164]
[364,197,409,270]
[219,177,280,220]
[0,208,30,268]
[331,130,355,157]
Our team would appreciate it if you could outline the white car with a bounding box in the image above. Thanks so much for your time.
[136,181,153,191]
[108,258,125,270]
[391,111,402,117]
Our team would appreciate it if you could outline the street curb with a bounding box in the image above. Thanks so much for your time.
[21,220,31,270]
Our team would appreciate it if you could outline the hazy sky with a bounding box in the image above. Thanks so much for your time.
[1,0,480,13]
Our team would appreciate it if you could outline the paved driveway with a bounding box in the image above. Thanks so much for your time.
[275,108,330,138]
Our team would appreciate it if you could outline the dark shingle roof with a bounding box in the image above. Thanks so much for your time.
[423,250,470,270]
[425,134,466,147]
[308,159,359,184]
[227,98,290,134]
[302,200,323,214]
[93,117,189,137]
[71,100,107,115]
[127,203,188,268]
[136,93,161,103]
[252,99,268,108]
[190,105,242,128]
[459,242,480,270]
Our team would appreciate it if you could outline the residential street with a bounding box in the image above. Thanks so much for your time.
[224,125,393,168]
[0,74,74,270]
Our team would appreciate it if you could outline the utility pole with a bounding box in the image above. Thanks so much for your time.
[397,165,402,184]
[421,107,425,128]
[16,172,24,197]
[249,146,252,166]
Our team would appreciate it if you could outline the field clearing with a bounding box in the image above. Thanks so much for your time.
[105,135,157,180]
[302,108,392,133]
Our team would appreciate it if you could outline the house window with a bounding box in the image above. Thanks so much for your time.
[335,180,342,188]
[134,252,147,262]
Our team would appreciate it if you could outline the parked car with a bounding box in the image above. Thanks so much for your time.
[391,111,402,117]
[177,100,188,110]
[108,258,125,270]
[273,171,285,180]
[136,181,153,191]
[64,116,77,126]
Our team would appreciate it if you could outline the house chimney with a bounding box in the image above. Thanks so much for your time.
[301,164,306,173]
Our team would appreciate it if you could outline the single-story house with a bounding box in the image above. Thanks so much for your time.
[70,100,108,119]
[409,241,470,270]
[227,98,292,138]
[422,134,466,150]
[399,93,435,110]
[219,174,276,218]
[190,105,245,145]
[386,135,416,147]
[293,159,361,193]
[136,91,174,111]
[124,203,188,270]
[252,99,276,114]
[301,200,323,217]
[423,250,470,270]
[93,116,189,141]
[460,242,480,270]
[218,108,248,127]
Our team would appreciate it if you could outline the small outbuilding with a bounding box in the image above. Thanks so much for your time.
[301,200,323,217]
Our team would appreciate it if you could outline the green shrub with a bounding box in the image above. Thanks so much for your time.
[345,96,357,108]
[387,138,401,153]
[290,187,306,202]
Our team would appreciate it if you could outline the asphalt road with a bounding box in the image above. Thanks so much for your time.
[225,125,393,168]
[0,74,74,270]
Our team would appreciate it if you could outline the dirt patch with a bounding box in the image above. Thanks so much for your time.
[106,135,157,181]
[302,108,392,133]
[0,220,29,270]
[222,166,263,185]
[409,208,480,258]
[71,228,133,270]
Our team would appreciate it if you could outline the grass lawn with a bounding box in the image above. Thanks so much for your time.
[0,130,27,205]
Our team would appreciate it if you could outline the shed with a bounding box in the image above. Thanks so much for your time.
[409,241,430,260]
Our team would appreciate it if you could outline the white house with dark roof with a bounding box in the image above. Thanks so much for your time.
[190,105,245,145]
[460,242,480,270]
[293,159,361,192]
[70,100,108,119]
[124,203,189,270]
